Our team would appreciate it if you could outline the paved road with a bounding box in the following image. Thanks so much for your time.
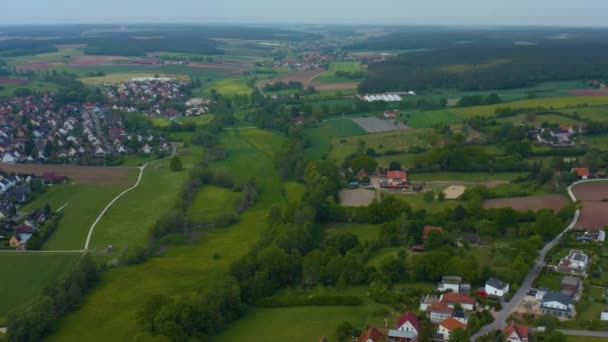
[471,179,602,340]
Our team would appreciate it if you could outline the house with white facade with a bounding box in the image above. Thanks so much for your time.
[485,277,510,298]
[541,291,574,318]
[438,317,466,340]
[504,321,529,342]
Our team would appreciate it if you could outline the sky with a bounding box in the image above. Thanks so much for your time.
[3,0,608,27]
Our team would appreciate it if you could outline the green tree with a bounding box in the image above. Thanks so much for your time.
[545,331,567,342]
[169,156,183,172]
[350,155,378,173]
[424,190,435,203]
[438,191,446,202]
[388,161,402,171]
[424,230,444,251]
[449,328,471,342]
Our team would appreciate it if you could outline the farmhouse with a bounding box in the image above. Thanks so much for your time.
[484,277,510,298]
[572,167,590,180]
[358,327,386,342]
[541,291,573,317]
[504,321,529,342]
[437,317,466,341]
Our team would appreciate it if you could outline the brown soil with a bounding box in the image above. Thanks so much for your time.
[483,194,569,212]
[573,183,608,201]
[0,163,136,186]
[310,82,359,91]
[68,55,125,67]
[0,77,28,85]
[261,69,324,88]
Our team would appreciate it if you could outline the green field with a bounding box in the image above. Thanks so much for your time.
[0,81,61,97]
[497,113,583,126]
[326,223,381,242]
[0,254,79,319]
[175,114,215,126]
[201,78,253,98]
[186,186,240,224]
[305,118,367,160]
[4,47,84,66]
[327,128,436,164]
[406,109,463,128]
[562,105,608,122]
[315,61,362,83]
[88,151,203,251]
[23,184,129,250]
[408,172,526,182]
[48,129,289,341]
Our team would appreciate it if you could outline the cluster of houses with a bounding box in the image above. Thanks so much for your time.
[529,124,582,147]
[5,209,48,249]
[104,78,191,115]
[268,53,336,71]
[185,97,211,116]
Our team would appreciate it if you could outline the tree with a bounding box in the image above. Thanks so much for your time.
[424,230,444,251]
[424,190,435,203]
[484,93,501,105]
[350,155,378,173]
[449,328,470,342]
[388,161,402,171]
[437,191,446,202]
[44,203,52,216]
[544,331,567,342]
[169,156,183,172]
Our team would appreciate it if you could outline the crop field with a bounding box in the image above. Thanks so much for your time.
[202,78,253,97]
[327,128,436,163]
[572,182,608,201]
[260,68,324,87]
[48,130,288,341]
[0,76,28,85]
[562,106,608,122]
[88,149,203,250]
[80,72,189,84]
[5,47,85,67]
[0,163,137,186]
[483,194,569,213]
[0,254,79,320]
[575,202,608,230]
[352,117,408,133]
[186,186,240,225]
[23,184,127,250]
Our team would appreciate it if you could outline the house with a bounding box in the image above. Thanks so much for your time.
[485,277,510,298]
[601,308,608,321]
[572,167,590,180]
[504,321,529,342]
[462,233,480,245]
[386,170,407,184]
[440,292,476,311]
[557,250,589,274]
[437,275,465,293]
[560,276,581,297]
[426,301,453,323]
[541,291,573,317]
[388,312,419,341]
[358,327,386,342]
[423,226,444,241]
[420,295,440,311]
[438,317,466,341]
[142,145,152,154]
[42,172,65,184]
[384,110,400,119]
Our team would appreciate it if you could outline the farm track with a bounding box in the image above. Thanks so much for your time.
[471,179,608,341]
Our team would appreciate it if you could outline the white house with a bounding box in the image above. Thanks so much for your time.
[438,317,466,340]
[2,153,15,164]
[438,275,462,293]
[504,321,529,342]
[541,291,573,318]
[601,308,608,321]
[569,250,589,270]
[485,277,510,298]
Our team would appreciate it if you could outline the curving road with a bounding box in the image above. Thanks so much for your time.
[472,179,605,340]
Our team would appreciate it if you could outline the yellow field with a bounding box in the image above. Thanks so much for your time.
[79,73,189,84]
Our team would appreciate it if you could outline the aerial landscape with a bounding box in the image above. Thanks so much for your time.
[3,1,608,342]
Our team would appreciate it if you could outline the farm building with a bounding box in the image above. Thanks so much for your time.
[572,167,590,180]
[362,93,403,102]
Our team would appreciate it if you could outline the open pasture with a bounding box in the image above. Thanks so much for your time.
[186,186,240,225]
[202,78,253,97]
[0,163,137,186]
[352,117,408,133]
[450,96,608,117]
[483,194,569,212]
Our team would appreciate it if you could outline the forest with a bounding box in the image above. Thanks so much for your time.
[359,41,608,92]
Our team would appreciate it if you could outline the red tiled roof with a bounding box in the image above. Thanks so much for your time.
[440,317,466,331]
[396,312,419,331]
[358,327,385,342]
[427,301,453,314]
[387,170,407,180]
[572,167,590,177]
[440,292,476,305]
[423,226,443,240]
[504,321,528,340]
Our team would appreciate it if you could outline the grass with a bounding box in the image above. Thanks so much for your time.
[79,72,189,84]
[186,186,240,224]
[497,113,583,127]
[215,286,391,342]
[582,134,608,151]
[88,150,203,251]
[562,106,608,122]
[406,109,463,128]
[175,115,214,126]
[305,119,367,160]
[533,272,562,291]
[391,191,460,212]
[315,61,362,83]
[0,81,61,97]
[566,338,608,342]
[284,182,306,204]
[408,172,526,182]
[48,129,289,341]
[0,254,79,319]
[201,78,253,98]
[22,184,128,250]
[325,223,381,242]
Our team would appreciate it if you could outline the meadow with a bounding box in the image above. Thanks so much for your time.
[305,118,367,160]
[314,61,362,83]
[0,253,80,320]
[325,223,381,242]
[406,109,463,128]
[201,78,253,98]
[48,129,290,341]
[79,72,189,84]
[23,184,128,250]
[88,148,203,251]
[186,185,240,224]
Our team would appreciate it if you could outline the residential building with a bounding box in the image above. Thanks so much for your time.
[358,327,386,342]
[388,312,419,342]
[535,287,550,301]
[504,321,529,342]
[419,295,439,311]
[426,301,453,323]
[541,291,573,318]
[485,277,510,298]
[557,250,589,274]
[572,167,590,180]
[560,276,581,297]
[437,276,462,293]
[440,292,476,311]
[438,317,466,341]
[601,308,608,321]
